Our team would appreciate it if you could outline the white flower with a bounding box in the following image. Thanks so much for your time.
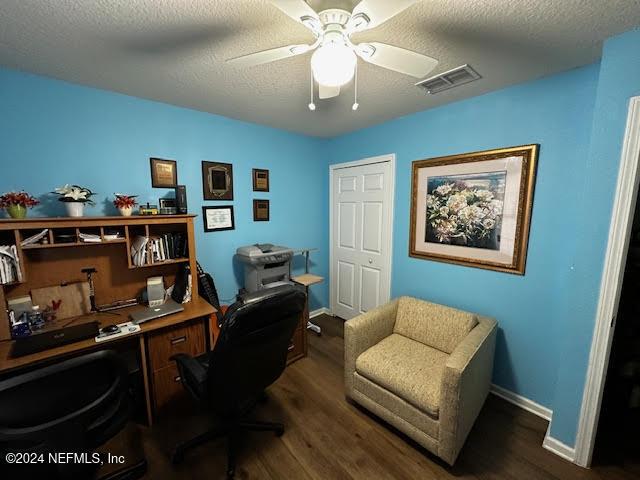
[475,189,494,202]
[446,194,468,213]
[458,205,484,224]
[439,206,449,216]
[434,183,453,196]
[426,194,436,207]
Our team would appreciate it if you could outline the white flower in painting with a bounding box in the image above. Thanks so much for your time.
[435,219,459,242]
[461,189,475,201]
[483,218,496,229]
[446,194,468,213]
[426,194,436,207]
[439,206,449,216]
[435,183,454,196]
[458,205,484,225]
[489,199,504,215]
[474,189,494,202]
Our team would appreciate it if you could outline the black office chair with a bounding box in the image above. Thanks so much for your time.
[0,350,147,480]
[171,284,306,478]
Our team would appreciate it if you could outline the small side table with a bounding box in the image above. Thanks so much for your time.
[292,273,324,335]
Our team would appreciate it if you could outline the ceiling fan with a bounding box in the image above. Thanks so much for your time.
[227,0,438,110]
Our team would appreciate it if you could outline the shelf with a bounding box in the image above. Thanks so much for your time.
[22,239,127,250]
[129,258,189,269]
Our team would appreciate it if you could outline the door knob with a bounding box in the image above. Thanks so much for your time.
[368,258,373,264]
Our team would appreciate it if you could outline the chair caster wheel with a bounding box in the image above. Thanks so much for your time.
[275,426,285,437]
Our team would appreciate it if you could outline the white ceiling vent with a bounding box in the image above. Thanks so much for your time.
[416,65,481,94]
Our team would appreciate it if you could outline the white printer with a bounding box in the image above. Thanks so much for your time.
[235,244,294,293]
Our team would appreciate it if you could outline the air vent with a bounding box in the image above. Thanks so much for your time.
[416,65,481,95]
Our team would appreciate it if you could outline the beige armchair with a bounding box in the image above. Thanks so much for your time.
[344,296,497,465]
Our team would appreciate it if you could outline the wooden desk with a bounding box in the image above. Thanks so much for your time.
[0,214,214,425]
[0,297,215,425]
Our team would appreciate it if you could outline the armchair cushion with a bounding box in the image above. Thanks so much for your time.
[355,333,448,417]
[394,297,478,354]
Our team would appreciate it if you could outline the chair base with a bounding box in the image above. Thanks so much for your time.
[172,420,284,478]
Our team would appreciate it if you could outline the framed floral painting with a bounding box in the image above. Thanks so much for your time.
[409,145,539,274]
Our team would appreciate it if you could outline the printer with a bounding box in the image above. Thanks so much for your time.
[235,243,294,293]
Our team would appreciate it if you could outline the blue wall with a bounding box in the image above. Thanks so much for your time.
[0,68,329,309]
[550,27,640,445]
[325,63,600,422]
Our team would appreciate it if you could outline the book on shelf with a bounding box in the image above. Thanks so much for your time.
[0,245,22,284]
[130,232,188,266]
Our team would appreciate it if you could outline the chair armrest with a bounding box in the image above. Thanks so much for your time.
[438,316,497,465]
[343,299,398,398]
[171,353,207,401]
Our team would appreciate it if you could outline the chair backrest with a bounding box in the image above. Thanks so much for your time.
[394,297,478,354]
[0,350,130,476]
[206,284,306,412]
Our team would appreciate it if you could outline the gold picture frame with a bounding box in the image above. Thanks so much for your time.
[409,144,539,275]
[150,158,178,188]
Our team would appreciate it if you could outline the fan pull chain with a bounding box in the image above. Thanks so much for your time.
[308,65,316,111]
[352,60,359,111]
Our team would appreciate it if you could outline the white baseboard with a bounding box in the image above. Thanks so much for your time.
[543,426,577,463]
[309,307,331,319]
[490,383,553,421]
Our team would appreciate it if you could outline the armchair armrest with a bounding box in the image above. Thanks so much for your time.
[438,316,497,465]
[344,299,398,398]
[171,353,208,401]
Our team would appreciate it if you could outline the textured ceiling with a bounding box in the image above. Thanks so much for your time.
[1,0,639,137]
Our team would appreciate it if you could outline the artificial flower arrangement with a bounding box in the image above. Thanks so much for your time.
[53,184,96,204]
[0,191,40,219]
[52,184,96,217]
[425,182,504,248]
[113,194,138,216]
[113,194,138,209]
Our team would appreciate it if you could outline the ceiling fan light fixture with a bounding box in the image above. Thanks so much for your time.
[311,43,357,88]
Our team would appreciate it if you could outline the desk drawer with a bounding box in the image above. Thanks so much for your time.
[148,321,206,371]
[152,364,185,411]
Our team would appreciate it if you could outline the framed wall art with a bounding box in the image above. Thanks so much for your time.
[202,205,235,232]
[409,144,539,275]
[150,158,178,188]
[253,199,270,221]
[202,161,233,200]
[252,168,270,192]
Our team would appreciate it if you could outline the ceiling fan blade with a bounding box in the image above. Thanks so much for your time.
[356,42,438,78]
[227,44,311,68]
[348,0,420,31]
[269,0,321,32]
[319,84,340,99]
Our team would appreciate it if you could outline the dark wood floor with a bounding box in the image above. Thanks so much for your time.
[135,315,640,480]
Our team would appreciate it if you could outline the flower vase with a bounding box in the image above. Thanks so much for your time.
[6,204,27,219]
[65,202,85,217]
[119,206,133,217]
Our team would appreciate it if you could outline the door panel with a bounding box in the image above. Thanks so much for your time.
[337,261,355,308]
[362,202,383,254]
[360,266,381,313]
[339,202,357,249]
[332,160,392,320]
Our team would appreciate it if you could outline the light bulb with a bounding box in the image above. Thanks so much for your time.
[352,102,359,111]
[311,43,357,88]
[308,102,316,111]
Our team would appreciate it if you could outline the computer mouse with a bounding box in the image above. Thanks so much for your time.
[102,324,120,334]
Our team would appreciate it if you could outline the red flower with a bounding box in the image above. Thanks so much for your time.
[0,191,40,208]
[113,194,138,209]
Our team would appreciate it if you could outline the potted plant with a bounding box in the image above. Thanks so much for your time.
[113,194,138,217]
[52,184,95,217]
[0,191,40,219]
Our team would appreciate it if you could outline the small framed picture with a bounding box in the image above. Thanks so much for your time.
[252,168,270,192]
[150,158,178,188]
[203,206,235,232]
[253,199,270,221]
[202,161,233,200]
